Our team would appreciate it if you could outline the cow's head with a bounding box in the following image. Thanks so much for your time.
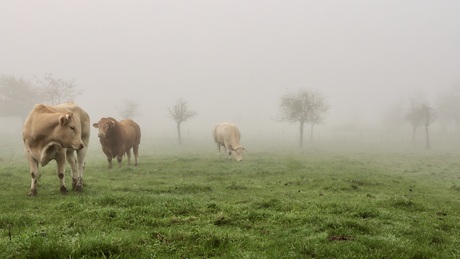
[233,146,246,162]
[92,117,116,138]
[56,112,84,150]
[40,141,62,166]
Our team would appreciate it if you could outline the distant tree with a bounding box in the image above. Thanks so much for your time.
[406,100,424,143]
[35,74,82,105]
[119,99,140,119]
[406,100,436,149]
[421,104,437,149]
[168,98,197,145]
[278,88,329,148]
[0,75,39,120]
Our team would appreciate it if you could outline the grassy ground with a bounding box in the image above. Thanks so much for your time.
[0,140,459,258]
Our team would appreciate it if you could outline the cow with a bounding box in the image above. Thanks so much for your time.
[213,122,246,161]
[22,102,90,196]
[92,117,141,169]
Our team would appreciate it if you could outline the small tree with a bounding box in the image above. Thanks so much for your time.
[422,104,436,149]
[406,100,425,143]
[406,100,436,149]
[278,88,329,148]
[119,99,139,119]
[35,74,82,105]
[168,98,197,144]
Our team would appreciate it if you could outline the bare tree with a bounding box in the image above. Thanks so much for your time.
[0,75,39,120]
[119,99,139,119]
[406,100,436,149]
[168,98,197,144]
[278,88,329,148]
[406,100,425,143]
[35,74,82,105]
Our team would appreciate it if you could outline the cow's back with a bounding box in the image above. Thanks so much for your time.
[23,104,58,141]
[214,122,240,145]
[119,119,141,147]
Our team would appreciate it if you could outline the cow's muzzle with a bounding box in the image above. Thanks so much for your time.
[74,143,85,150]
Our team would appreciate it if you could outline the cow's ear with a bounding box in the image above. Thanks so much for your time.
[59,113,71,126]
[109,120,116,127]
[92,123,99,128]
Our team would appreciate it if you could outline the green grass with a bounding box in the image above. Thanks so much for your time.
[0,142,459,258]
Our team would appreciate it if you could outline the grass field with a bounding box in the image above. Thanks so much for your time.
[0,138,459,258]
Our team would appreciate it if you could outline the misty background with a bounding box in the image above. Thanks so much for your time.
[1,1,459,151]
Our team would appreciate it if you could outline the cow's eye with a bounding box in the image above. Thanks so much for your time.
[70,126,76,131]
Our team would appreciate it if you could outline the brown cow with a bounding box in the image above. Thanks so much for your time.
[22,102,90,196]
[213,122,246,161]
[92,117,141,169]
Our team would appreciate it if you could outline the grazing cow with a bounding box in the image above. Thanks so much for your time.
[213,122,246,161]
[92,117,141,169]
[22,103,90,196]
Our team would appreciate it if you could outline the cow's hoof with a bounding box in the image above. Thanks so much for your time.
[28,189,37,196]
[72,178,78,190]
[60,186,68,195]
[72,178,83,191]
[75,183,83,192]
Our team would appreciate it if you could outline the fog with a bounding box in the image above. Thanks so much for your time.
[1,1,460,150]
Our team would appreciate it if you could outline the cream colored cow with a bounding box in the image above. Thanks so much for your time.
[23,102,90,196]
[213,122,246,161]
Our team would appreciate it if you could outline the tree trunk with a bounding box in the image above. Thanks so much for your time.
[425,125,431,149]
[177,123,182,145]
[411,126,416,143]
[310,124,314,142]
[299,122,304,148]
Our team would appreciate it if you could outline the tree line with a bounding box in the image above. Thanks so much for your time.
[2,74,460,149]
[0,74,81,120]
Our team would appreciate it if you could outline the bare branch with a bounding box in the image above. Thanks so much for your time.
[34,74,82,105]
[278,88,329,147]
[168,98,197,124]
[167,98,197,144]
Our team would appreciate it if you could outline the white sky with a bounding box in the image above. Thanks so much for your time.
[1,0,459,140]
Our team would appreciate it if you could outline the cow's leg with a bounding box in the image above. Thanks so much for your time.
[27,153,39,196]
[224,144,232,160]
[66,149,78,190]
[117,152,124,167]
[67,148,85,191]
[107,156,113,169]
[55,151,68,195]
[216,144,221,158]
[126,149,132,166]
[133,145,139,166]
[74,147,87,191]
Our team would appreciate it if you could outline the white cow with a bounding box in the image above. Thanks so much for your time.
[213,122,246,161]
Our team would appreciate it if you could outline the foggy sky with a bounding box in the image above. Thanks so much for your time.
[1,1,459,141]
